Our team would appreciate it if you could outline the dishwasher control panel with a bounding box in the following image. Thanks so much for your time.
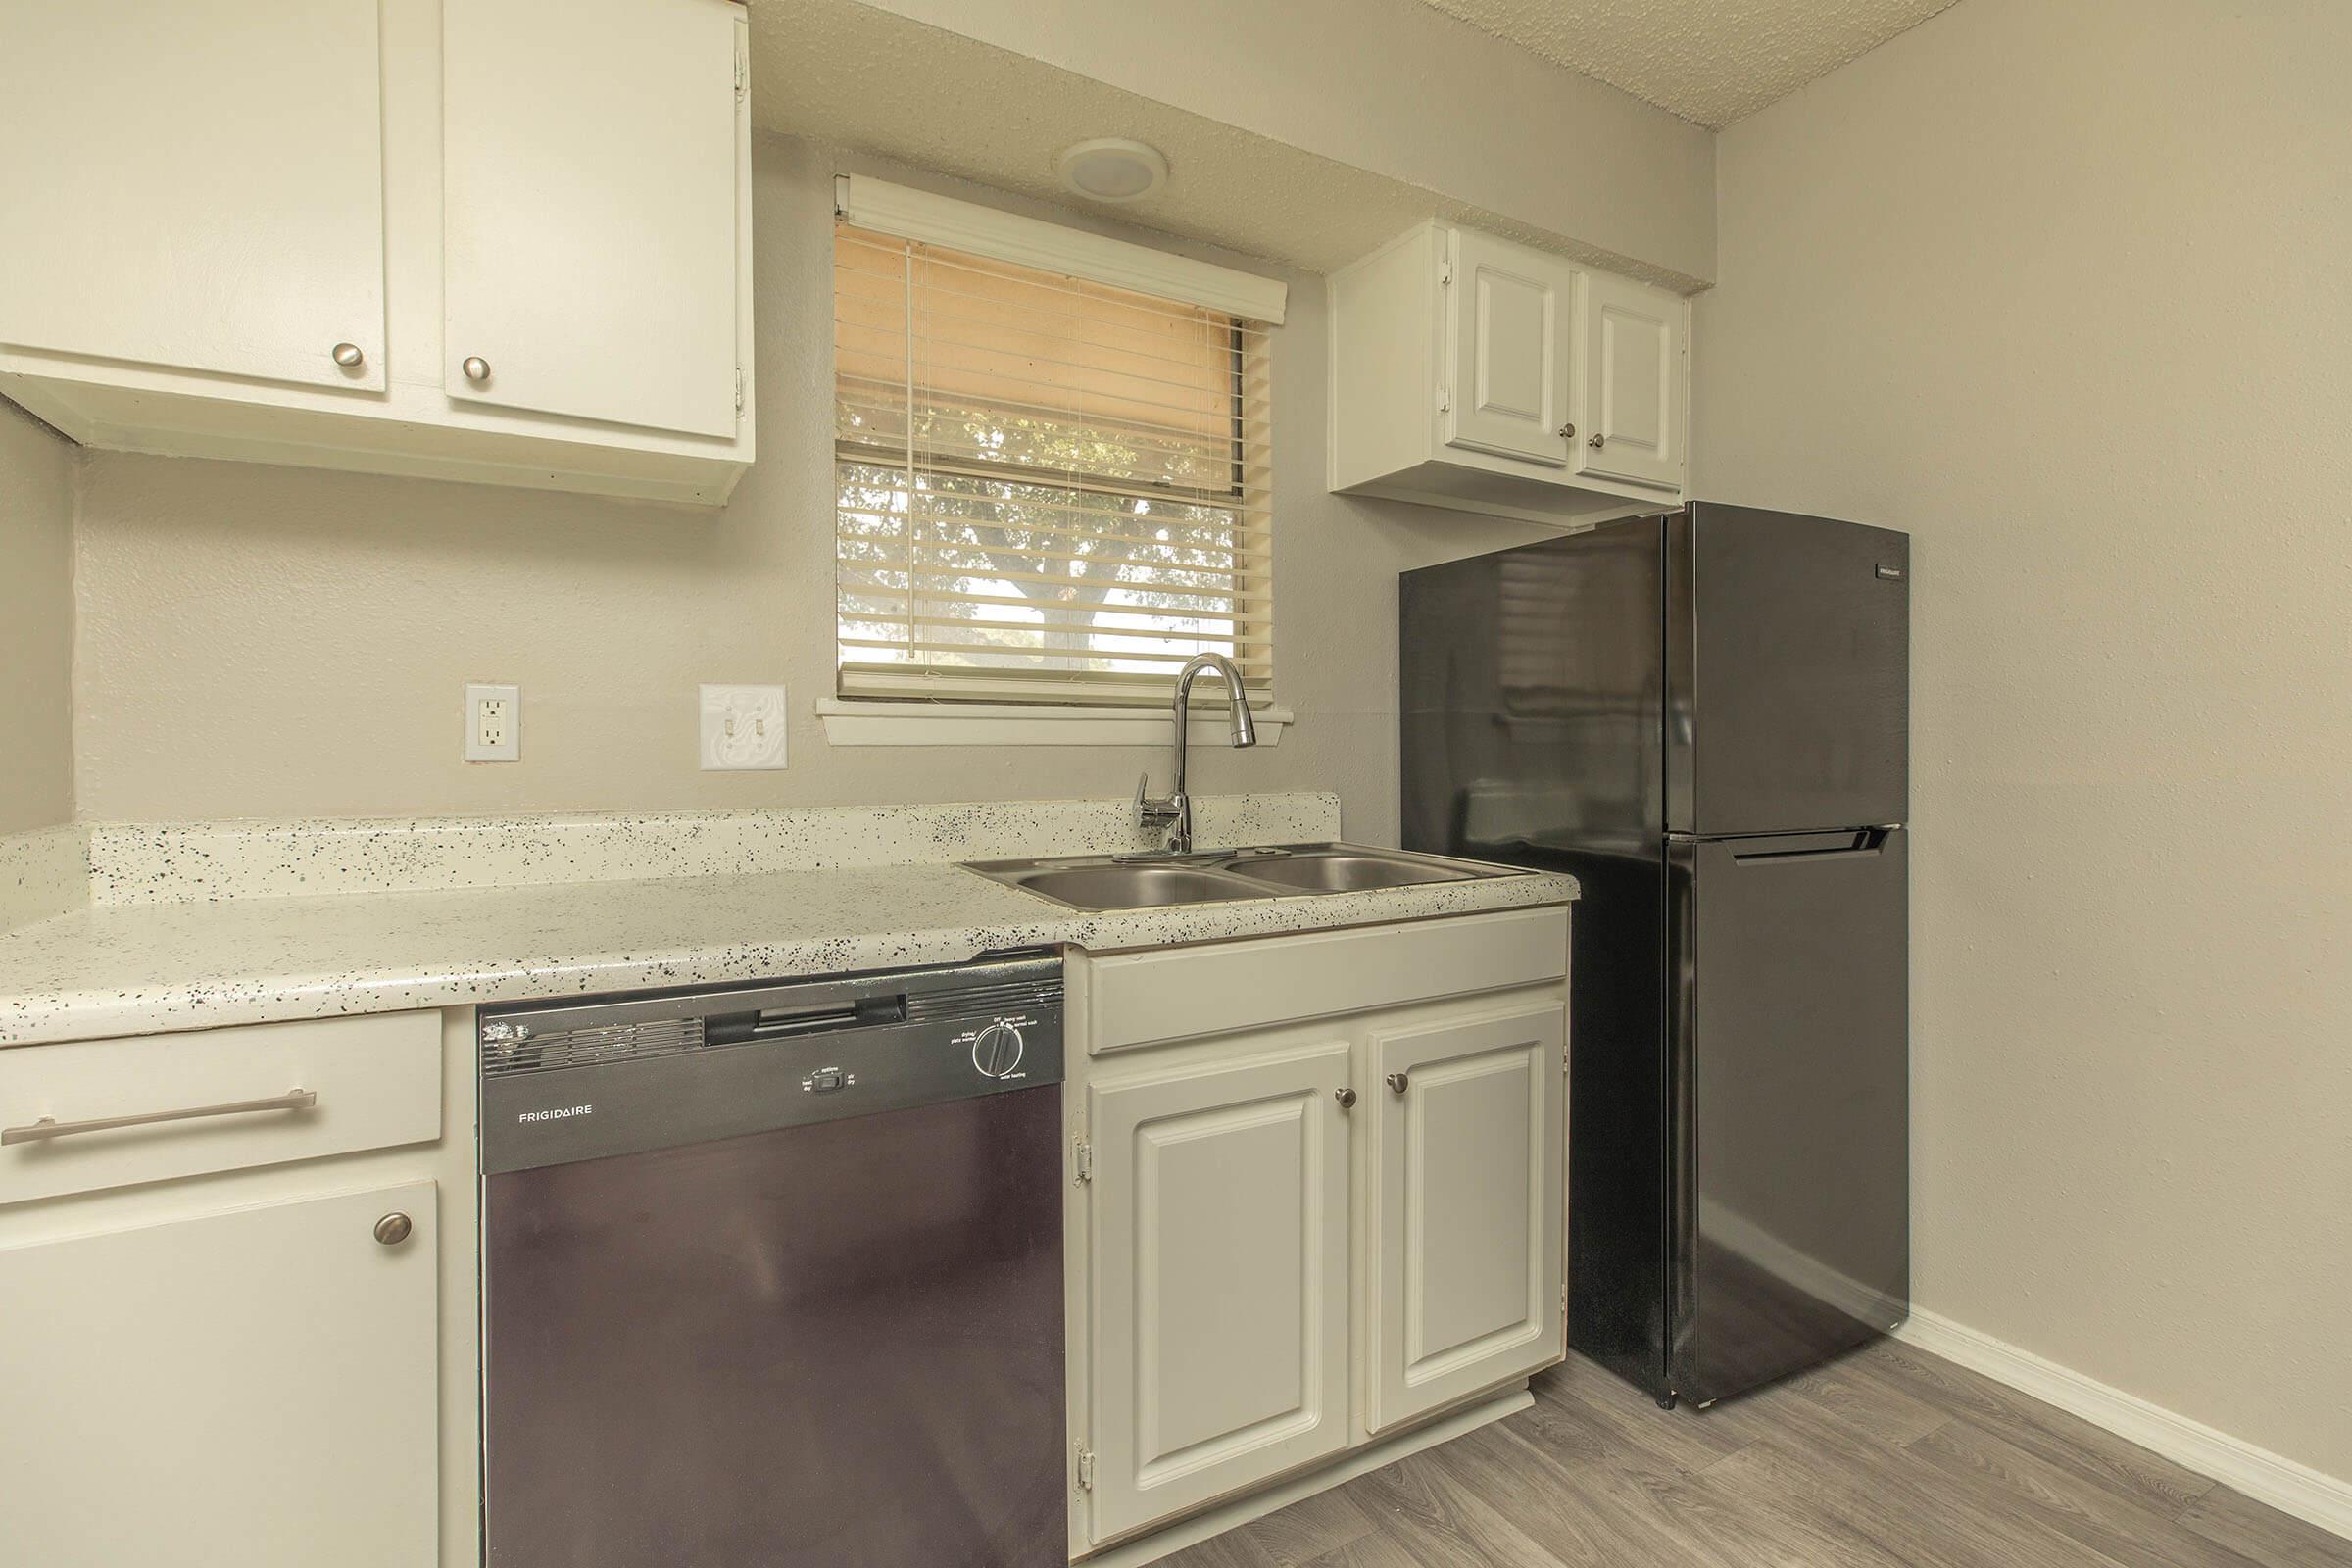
[477,954,1064,1174]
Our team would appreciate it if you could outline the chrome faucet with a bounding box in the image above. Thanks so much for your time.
[1135,653,1258,855]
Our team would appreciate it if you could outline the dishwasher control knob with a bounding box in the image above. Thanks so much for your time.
[971,1022,1026,1079]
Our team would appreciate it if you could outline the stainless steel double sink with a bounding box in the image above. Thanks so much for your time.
[963,842,1525,912]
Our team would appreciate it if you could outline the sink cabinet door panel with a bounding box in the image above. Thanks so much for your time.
[1085,1041,1353,1542]
[1366,1002,1564,1433]
[0,1181,439,1568]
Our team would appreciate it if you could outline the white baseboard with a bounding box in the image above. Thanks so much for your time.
[1893,1307,2352,1543]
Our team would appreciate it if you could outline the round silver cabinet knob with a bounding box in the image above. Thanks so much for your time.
[462,356,492,384]
[1588,432,1606,449]
[1386,1072,1410,1096]
[1335,1087,1357,1110]
[1558,423,1575,439]
[373,1211,414,1248]
[331,342,365,368]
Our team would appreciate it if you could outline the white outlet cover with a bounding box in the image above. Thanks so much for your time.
[465,682,519,762]
[700,684,789,770]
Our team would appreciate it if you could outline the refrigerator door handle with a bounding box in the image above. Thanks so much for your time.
[1728,827,1894,863]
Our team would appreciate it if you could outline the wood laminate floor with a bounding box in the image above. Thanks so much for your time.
[1161,1341,2350,1568]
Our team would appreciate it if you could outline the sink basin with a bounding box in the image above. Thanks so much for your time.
[1001,862,1271,911]
[965,843,1523,911]
[1210,849,1483,893]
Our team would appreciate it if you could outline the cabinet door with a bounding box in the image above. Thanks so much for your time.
[1444,228,1577,468]
[1579,270,1686,491]
[0,0,387,391]
[1086,1043,1352,1542]
[0,1181,438,1568]
[1366,1004,1564,1433]
[443,0,745,437]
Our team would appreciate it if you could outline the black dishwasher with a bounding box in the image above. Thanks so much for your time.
[477,955,1066,1568]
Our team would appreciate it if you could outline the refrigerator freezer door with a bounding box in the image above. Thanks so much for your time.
[1669,828,1909,1407]
[1668,504,1909,836]
[1400,516,1666,862]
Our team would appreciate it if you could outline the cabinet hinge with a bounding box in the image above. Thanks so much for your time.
[1076,1447,1096,1490]
[1436,387,1451,415]
[734,48,748,100]
[734,368,746,416]
[1439,260,1454,286]
[1073,1138,1093,1184]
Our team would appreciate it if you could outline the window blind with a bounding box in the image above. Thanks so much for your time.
[834,223,1274,706]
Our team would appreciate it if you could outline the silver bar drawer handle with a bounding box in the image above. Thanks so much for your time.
[2,1088,318,1146]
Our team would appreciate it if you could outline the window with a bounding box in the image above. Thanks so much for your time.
[832,218,1274,709]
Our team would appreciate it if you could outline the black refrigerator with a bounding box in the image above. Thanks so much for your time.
[1401,501,1910,1409]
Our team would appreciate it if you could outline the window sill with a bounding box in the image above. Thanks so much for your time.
[816,698,1294,748]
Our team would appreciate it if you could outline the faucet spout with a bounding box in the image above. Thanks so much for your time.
[1228,694,1258,749]
[1136,653,1259,855]
[1180,652,1257,750]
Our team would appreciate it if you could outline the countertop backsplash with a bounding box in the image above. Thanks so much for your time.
[0,824,88,934]
[74,793,1344,906]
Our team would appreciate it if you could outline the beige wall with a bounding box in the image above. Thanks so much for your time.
[847,0,1716,285]
[1693,0,2352,1479]
[67,135,1549,828]
[0,402,75,833]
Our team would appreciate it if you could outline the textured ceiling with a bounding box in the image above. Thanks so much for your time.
[1413,0,1960,127]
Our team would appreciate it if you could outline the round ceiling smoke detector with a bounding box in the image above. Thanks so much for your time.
[1055,138,1167,204]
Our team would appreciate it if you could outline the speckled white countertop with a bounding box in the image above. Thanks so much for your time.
[0,858,1578,1047]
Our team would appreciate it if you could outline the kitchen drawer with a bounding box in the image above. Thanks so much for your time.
[0,1011,442,1206]
[1085,906,1569,1054]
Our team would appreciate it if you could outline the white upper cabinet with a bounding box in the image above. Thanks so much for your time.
[444,0,744,438]
[1580,268,1686,492]
[0,0,388,392]
[0,0,754,506]
[1331,219,1689,529]
[1445,227,1576,469]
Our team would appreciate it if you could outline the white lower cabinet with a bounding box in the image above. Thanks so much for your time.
[1365,1004,1565,1433]
[1085,1041,1354,1540]
[0,1180,440,1568]
[1070,909,1572,1554]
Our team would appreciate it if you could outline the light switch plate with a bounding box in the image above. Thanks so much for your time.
[465,682,519,762]
[700,684,788,770]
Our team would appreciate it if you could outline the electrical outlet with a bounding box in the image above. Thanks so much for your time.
[700,684,788,770]
[466,683,519,762]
